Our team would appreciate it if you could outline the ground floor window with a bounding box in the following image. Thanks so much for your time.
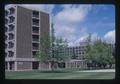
[58,62,65,68]
[9,61,14,70]
[32,62,39,69]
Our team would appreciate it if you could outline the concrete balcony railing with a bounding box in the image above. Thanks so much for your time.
[5,57,39,61]
[32,30,39,33]
[32,39,39,42]
[33,14,39,18]
[33,47,39,50]
[33,22,39,26]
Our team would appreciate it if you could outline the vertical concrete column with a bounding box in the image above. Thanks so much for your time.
[39,62,41,70]
[48,62,51,70]
[8,62,10,71]
[67,62,69,68]
[82,61,83,69]
[65,62,68,68]
[14,61,17,71]
[74,62,76,68]
[75,62,76,68]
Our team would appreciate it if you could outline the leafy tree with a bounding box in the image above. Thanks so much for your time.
[85,34,115,69]
[36,35,50,63]
[36,22,69,71]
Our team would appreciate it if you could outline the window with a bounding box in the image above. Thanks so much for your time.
[32,43,39,49]
[9,61,14,70]
[8,51,14,57]
[33,11,39,18]
[32,35,39,42]
[9,24,14,31]
[82,52,85,54]
[9,7,15,15]
[32,51,38,57]
[32,19,39,26]
[9,33,14,40]
[32,26,39,33]
[8,42,14,48]
[9,16,15,23]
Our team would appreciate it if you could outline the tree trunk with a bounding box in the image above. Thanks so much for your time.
[50,61,55,71]
[50,61,58,71]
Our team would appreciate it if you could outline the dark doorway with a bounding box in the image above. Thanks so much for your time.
[58,62,65,68]
[9,61,14,70]
[32,62,39,69]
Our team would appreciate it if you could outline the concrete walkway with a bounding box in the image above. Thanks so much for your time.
[77,69,115,72]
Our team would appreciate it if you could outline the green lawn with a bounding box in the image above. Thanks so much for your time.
[5,70,115,79]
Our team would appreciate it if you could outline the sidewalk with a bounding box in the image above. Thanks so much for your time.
[77,69,115,72]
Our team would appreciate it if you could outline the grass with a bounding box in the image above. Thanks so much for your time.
[5,69,115,79]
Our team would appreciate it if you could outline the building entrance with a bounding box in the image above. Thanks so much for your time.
[32,62,39,69]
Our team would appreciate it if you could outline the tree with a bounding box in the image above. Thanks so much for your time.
[36,35,50,63]
[85,35,115,69]
[50,22,70,71]
[36,22,70,71]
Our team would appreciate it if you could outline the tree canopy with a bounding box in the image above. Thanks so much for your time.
[85,35,115,69]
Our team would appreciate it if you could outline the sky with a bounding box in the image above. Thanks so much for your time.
[6,4,115,46]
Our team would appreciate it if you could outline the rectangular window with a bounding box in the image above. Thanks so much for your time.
[8,51,14,57]
[18,62,23,65]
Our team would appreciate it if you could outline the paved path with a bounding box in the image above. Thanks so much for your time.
[77,69,115,72]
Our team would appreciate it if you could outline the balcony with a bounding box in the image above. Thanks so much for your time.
[8,42,14,48]
[33,47,39,50]
[32,51,38,57]
[32,43,39,50]
[33,11,39,18]
[9,16,15,23]
[8,33,14,40]
[33,39,39,42]
[32,35,39,42]
[8,24,14,31]
[8,51,14,57]
[32,19,39,26]
[9,7,15,15]
[32,26,39,34]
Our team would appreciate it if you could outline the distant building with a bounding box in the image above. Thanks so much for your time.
[63,42,88,69]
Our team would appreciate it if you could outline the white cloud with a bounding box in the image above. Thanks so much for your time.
[91,32,99,42]
[55,5,92,24]
[104,30,115,44]
[54,4,92,46]
[70,32,99,46]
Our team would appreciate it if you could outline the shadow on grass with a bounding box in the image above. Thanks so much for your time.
[36,69,74,73]
[38,70,72,73]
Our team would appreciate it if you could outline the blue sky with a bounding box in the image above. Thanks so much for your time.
[51,4,115,46]
[6,4,115,46]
